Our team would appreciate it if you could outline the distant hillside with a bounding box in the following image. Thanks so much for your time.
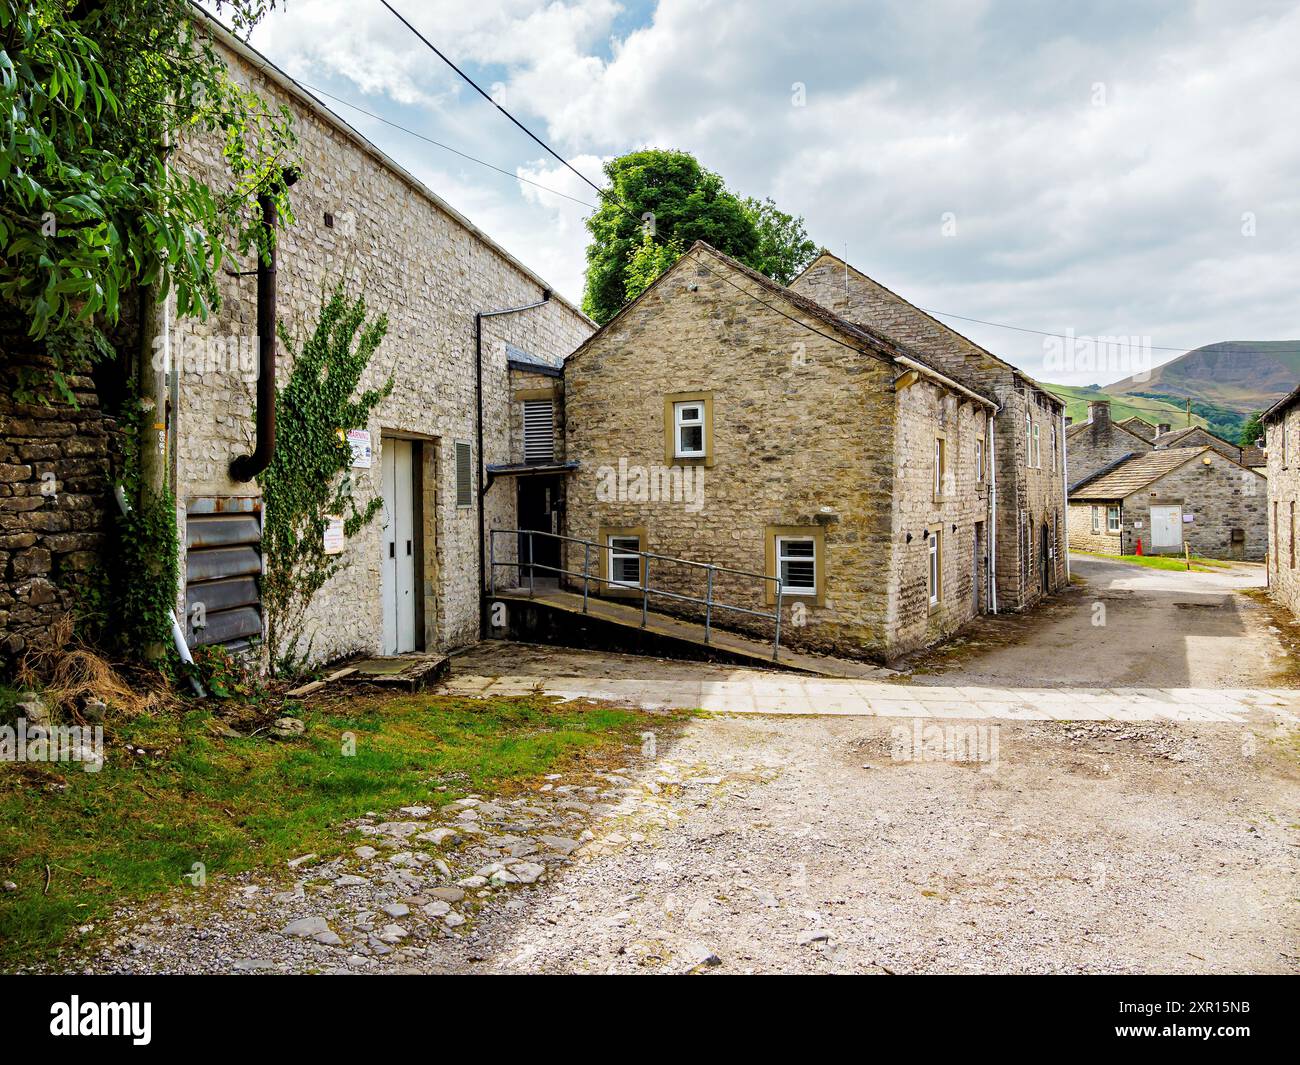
[1103,340,1300,415]
[1045,384,1208,432]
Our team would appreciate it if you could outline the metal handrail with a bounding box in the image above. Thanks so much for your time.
[488,526,786,660]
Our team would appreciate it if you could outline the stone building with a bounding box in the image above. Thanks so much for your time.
[562,242,998,661]
[1065,401,1155,484]
[1262,385,1300,614]
[167,18,591,665]
[789,252,1069,610]
[1068,447,1266,560]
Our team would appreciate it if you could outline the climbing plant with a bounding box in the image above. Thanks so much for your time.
[105,402,181,659]
[260,283,392,675]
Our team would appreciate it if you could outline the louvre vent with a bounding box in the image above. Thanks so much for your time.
[522,399,555,464]
[455,441,473,507]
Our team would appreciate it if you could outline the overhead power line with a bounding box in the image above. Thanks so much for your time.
[371,1,1300,364]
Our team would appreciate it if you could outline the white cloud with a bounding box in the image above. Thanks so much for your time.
[246,0,1300,376]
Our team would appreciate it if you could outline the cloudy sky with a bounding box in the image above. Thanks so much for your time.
[232,0,1298,383]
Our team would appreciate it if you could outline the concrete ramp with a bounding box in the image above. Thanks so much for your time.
[488,587,893,680]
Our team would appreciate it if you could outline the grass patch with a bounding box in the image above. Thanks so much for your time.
[0,691,665,970]
[1072,550,1227,573]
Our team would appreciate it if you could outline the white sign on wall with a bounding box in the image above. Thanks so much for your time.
[345,428,372,468]
[323,515,346,555]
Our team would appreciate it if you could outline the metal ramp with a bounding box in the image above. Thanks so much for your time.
[488,529,893,680]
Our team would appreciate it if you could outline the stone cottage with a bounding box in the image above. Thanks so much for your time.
[1066,401,1156,484]
[789,252,1069,610]
[167,17,592,664]
[1068,447,1266,560]
[1262,385,1300,614]
[562,241,999,661]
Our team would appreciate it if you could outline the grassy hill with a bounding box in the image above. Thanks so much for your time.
[1044,383,1208,432]
[1103,340,1300,416]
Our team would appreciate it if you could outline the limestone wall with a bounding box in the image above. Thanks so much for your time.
[169,34,591,665]
[1267,406,1300,612]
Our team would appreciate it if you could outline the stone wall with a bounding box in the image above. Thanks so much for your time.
[1067,502,1122,554]
[563,245,992,660]
[1065,402,1153,484]
[889,373,992,652]
[1266,405,1300,613]
[790,253,1068,611]
[0,358,114,665]
[168,30,591,666]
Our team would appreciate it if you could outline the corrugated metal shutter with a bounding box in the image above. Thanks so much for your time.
[455,441,473,507]
[184,497,263,649]
[522,399,555,464]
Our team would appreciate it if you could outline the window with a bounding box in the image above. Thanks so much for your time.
[765,525,825,605]
[975,437,984,483]
[673,401,705,458]
[934,437,946,497]
[1025,411,1032,466]
[1092,506,1101,533]
[1107,505,1121,533]
[1291,501,1295,569]
[607,535,642,588]
[1032,423,1041,468]
[664,392,713,465]
[455,441,473,507]
[776,536,817,596]
[928,529,941,607]
[522,399,555,463]
[1050,424,1057,468]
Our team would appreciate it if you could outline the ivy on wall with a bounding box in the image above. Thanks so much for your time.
[261,283,392,675]
[107,403,180,658]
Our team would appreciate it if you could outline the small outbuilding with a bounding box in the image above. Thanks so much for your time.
[1068,446,1266,560]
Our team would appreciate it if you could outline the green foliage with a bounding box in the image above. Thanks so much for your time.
[741,196,819,285]
[0,691,662,967]
[1240,411,1264,447]
[0,0,296,402]
[187,644,263,701]
[106,402,180,658]
[581,148,817,324]
[261,283,392,675]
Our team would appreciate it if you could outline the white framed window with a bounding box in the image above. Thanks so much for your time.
[1107,506,1121,533]
[1091,506,1101,533]
[1025,411,1032,466]
[673,401,705,458]
[1050,424,1057,467]
[975,437,984,483]
[607,535,642,588]
[1032,423,1041,468]
[934,438,946,496]
[776,536,817,596]
[928,530,941,606]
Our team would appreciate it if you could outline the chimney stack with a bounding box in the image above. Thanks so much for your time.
[1065,416,1073,427]
[1157,422,1171,437]
[1088,400,1111,430]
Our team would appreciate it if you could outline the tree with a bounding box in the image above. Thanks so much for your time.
[0,0,296,401]
[742,196,819,285]
[581,149,816,324]
[1240,411,1264,447]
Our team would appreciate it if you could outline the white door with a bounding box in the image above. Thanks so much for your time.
[380,439,417,654]
[1149,505,1182,551]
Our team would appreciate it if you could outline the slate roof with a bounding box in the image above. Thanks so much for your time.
[1069,447,1210,501]
[506,343,563,371]
[565,242,999,405]
[1116,416,1157,442]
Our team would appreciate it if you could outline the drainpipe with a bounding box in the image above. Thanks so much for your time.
[1061,407,1070,582]
[475,290,552,638]
[988,410,998,614]
[230,169,299,482]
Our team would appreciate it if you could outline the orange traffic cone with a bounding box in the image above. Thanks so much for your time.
[1135,538,1143,556]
